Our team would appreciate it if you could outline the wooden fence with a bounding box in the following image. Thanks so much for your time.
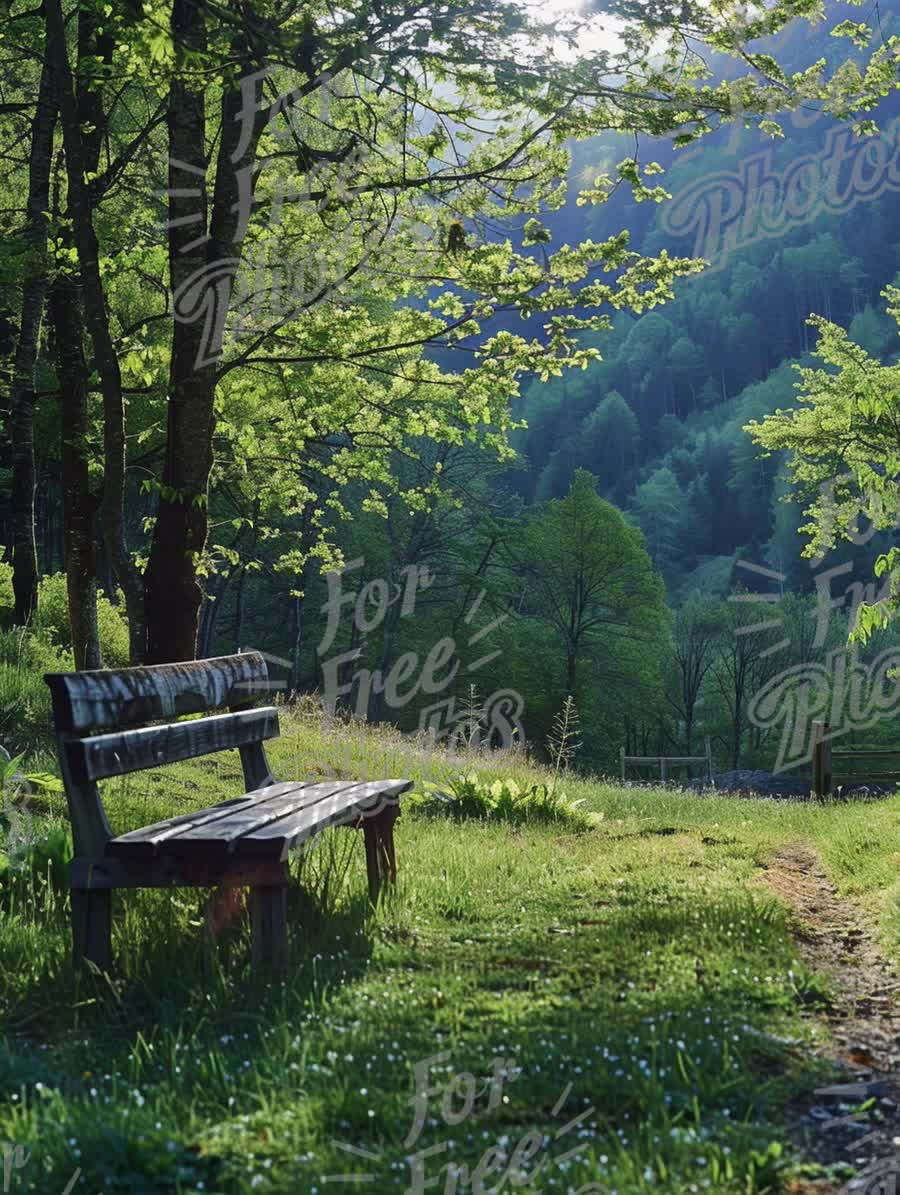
[620,737,714,785]
[812,720,900,798]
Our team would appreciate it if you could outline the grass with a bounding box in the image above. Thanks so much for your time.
[0,703,899,1193]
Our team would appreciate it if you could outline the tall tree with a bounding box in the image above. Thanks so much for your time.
[45,0,147,662]
[9,57,56,625]
[668,598,722,754]
[517,469,666,696]
[712,597,772,769]
[48,5,118,670]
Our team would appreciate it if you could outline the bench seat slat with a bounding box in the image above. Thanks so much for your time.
[106,780,412,862]
[66,707,280,784]
[45,652,269,733]
[239,781,411,860]
[169,781,362,849]
[106,780,316,857]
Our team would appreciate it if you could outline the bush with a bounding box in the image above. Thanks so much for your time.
[0,748,70,901]
[0,628,69,755]
[0,560,12,616]
[0,563,130,667]
[33,572,130,667]
[0,825,73,905]
[413,772,594,830]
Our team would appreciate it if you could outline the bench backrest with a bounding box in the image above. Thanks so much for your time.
[44,653,280,856]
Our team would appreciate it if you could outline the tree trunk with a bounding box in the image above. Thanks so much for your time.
[291,593,304,692]
[46,7,113,670]
[9,58,57,625]
[565,647,577,696]
[369,591,400,722]
[46,0,146,663]
[49,270,100,670]
[197,568,231,659]
[731,699,743,770]
[290,557,311,693]
[233,566,247,653]
[144,4,264,662]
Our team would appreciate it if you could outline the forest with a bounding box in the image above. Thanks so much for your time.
[1,0,899,776]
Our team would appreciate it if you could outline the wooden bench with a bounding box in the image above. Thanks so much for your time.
[44,652,411,973]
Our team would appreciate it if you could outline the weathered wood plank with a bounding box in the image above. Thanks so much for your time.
[238,781,410,860]
[65,707,280,783]
[71,887,112,972]
[835,771,900,782]
[55,740,114,858]
[107,780,410,863]
[363,820,382,904]
[106,780,316,858]
[240,781,408,845]
[250,885,288,973]
[72,854,288,890]
[45,651,270,733]
[832,748,900,758]
[168,781,365,851]
[622,755,708,766]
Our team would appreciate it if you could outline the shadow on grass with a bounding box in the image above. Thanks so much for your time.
[0,829,843,1195]
[0,864,376,1035]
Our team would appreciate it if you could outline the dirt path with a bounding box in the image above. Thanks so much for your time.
[759,844,900,1191]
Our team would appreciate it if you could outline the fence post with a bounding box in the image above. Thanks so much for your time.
[620,747,626,783]
[812,721,832,799]
[660,757,666,784]
[704,736,713,785]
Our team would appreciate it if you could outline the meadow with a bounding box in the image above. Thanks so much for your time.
[1,702,898,1194]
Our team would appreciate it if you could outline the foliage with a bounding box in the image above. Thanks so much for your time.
[0,565,129,667]
[746,291,900,641]
[414,772,593,830]
[0,746,68,902]
[518,469,667,693]
[0,561,13,618]
[0,826,73,903]
[0,628,67,755]
[33,574,130,667]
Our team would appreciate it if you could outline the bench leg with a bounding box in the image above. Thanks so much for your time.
[250,885,287,974]
[378,807,398,884]
[363,807,399,905]
[71,888,112,973]
[363,821,382,904]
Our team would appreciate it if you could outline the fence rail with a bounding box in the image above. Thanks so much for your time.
[812,720,900,798]
[620,737,713,785]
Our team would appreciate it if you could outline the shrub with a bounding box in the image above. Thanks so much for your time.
[0,628,69,755]
[413,772,594,830]
[0,748,70,901]
[33,572,130,667]
[0,565,130,667]
[0,560,13,617]
[0,826,73,902]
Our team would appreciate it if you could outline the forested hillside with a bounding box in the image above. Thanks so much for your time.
[516,96,900,604]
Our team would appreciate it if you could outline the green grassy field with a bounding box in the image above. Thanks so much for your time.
[1,706,899,1193]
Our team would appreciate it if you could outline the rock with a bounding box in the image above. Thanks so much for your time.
[712,769,812,798]
[814,1081,893,1100]
[837,783,896,800]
